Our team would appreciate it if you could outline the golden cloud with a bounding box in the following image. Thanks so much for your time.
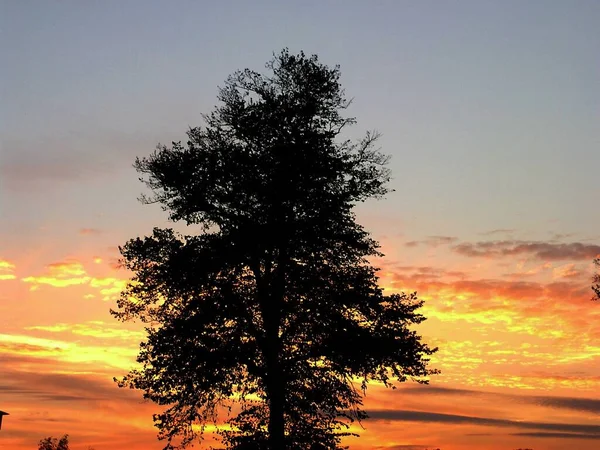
[0,333,70,354]
[21,275,91,288]
[0,257,16,280]
[0,259,15,270]
[22,260,90,289]
[26,321,145,340]
[0,332,137,370]
[20,259,128,300]
[90,277,128,300]
[46,260,87,276]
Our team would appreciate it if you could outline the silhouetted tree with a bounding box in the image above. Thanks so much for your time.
[112,49,437,450]
[38,435,69,450]
[593,258,600,301]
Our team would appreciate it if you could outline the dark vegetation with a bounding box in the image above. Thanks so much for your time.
[37,435,94,450]
[592,258,600,301]
[112,49,438,449]
[37,435,69,450]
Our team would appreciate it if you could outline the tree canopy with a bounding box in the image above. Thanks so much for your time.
[38,435,69,450]
[112,49,437,450]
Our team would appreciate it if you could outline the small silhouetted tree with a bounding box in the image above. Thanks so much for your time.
[112,49,437,450]
[593,258,600,301]
[38,435,69,450]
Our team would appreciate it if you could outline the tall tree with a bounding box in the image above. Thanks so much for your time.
[112,49,437,450]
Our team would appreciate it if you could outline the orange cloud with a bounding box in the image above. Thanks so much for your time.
[380,260,598,362]
[0,360,162,449]
[380,265,467,281]
[552,263,581,279]
[388,272,589,306]
[503,262,553,278]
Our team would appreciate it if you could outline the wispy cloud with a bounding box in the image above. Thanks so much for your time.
[510,432,600,440]
[374,446,436,450]
[480,229,516,236]
[79,228,102,236]
[0,333,136,369]
[25,321,144,340]
[552,263,582,279]
[530,395,600,415]
[400,385,600,415]
[366,409,600,435]
[0,370,135,403]
[379,264,467,283]
[0,358,162,448]
[452,240,600,261]
[389,274,588,306]
[405,236,458,248]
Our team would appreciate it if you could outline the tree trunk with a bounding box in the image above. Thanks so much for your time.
[259,245,288,450]
[265,334,285,450]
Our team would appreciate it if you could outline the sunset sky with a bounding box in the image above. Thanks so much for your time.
[2,1,600,449]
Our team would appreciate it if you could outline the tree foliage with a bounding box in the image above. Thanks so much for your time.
[593,258,600,301]
[112,49,438,450]
[38,435,69,450]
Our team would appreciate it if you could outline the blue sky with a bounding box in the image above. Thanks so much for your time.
[2,1,600,246]
[3,0,599,250]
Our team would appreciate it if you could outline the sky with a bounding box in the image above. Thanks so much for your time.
[1,0,599,449]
